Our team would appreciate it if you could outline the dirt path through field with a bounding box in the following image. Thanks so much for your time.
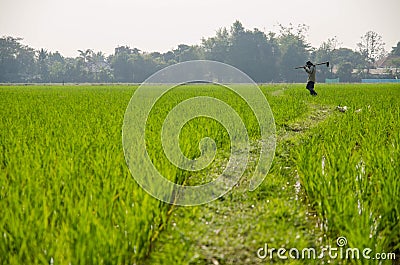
[145,102,335,264]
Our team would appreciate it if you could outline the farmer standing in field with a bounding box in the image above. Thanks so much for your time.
[303,61,317,96]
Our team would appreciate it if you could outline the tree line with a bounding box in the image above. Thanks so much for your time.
[1,21,399,83]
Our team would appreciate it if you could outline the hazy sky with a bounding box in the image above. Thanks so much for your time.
[1,0,399,57]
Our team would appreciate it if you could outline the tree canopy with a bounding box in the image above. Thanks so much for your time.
[0,22,397,83]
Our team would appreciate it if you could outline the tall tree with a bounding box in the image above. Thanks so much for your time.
[110,47,134,82]
[41,51,66,82]
[202,21,278,82]
[357,31,386,73]
[202,27,230,63]
[277,24,312,82]
[312,37,340,81]
[0,36,36,82]
[130,53,160,82]
[76,49,95,81]
[173,44,203,62]
[330,48,364,81]
[229,26,275,82]
[37,48,49,82]
[336,62,354,82]
[88,51,113,82]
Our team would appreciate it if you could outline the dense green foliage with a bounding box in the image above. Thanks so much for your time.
[2,24,397,83]
[0,84,399,264]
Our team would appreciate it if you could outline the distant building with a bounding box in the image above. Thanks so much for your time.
[375,55,400,68]
[370,55,400,77]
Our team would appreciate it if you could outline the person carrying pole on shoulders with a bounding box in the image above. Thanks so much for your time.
[303,61,317,96]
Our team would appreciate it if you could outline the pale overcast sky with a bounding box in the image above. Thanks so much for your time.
[1,0,399,57]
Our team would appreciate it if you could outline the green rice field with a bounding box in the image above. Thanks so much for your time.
[0,84,399,264]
